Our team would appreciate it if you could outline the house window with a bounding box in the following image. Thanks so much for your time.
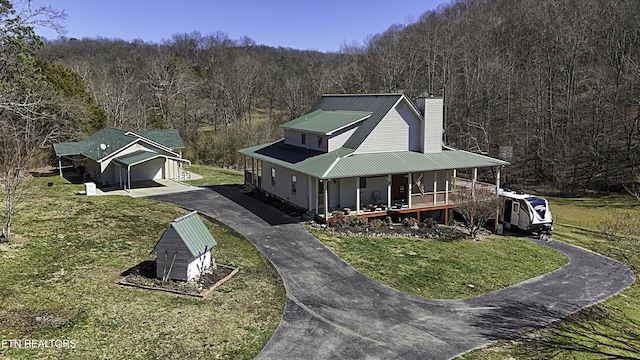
[359,177,367,189]
[291,175,297,194]
[271,168,276,186]
[301,133,306,145]
[317,136,323,148]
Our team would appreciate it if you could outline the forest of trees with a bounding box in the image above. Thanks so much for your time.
[31,0,640,193]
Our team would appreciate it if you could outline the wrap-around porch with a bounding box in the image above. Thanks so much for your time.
[312,170,498,224]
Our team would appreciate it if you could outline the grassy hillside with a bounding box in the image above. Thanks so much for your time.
[0,171,284,359]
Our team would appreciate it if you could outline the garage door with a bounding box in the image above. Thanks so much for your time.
[130,158,164,182]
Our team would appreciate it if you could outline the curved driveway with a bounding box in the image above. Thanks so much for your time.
[149,185,635,359]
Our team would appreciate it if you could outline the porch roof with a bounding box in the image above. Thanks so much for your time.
[113,150,162,167]
[240,140,508,179]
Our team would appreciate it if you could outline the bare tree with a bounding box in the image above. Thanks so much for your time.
[0,123,40,240]
[0,0,62,240]
[452,183,500,239]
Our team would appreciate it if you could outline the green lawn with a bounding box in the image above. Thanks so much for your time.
[310,229,568,300]
[187,165,243,186]
[460,194,640,359]
[0,171,284,359]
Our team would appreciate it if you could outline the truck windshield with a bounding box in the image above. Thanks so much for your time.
[526,196,547,218]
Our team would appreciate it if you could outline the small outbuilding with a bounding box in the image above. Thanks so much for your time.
[151,211,217,282]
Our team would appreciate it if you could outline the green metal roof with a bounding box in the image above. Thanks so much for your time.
[279,110,372,135]
[53,127,184,161]
[309,94,406,150]
[325,149,509,178]
[239,140,508,179]
[113,150,160,167]
[154,211,217,258]
[134,129,185,149]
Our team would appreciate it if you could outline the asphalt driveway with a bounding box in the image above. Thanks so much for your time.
[149,185,635,359]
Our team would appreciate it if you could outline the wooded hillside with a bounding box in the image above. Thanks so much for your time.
[37,0,640,193]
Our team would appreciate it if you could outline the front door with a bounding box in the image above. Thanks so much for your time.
[391,174,407,204]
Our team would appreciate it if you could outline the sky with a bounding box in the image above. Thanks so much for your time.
[32,0,446,52]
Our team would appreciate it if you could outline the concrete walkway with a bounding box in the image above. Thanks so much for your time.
[149,185,635,360]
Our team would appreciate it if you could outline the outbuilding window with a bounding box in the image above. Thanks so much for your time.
[301,133,306,145]
[271,167,276,186]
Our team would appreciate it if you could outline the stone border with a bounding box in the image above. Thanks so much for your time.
[117,264,239,298]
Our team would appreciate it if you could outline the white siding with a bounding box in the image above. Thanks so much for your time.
[329,179,340,209]
[260,161,309,209]
[283,130,327,152]
[284,130,303,147]
[339,178,357,208]
[355,102,421,154]
[422,98,443,154]
[187,252,212,281]
[358,176,388,206]
[328,122,361,152]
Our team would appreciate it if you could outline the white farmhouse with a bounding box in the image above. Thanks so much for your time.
[239,93,508,223]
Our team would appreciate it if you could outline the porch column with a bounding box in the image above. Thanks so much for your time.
[251,158,258,186]
[407,173,412,209]
[433,178,437,205]
[127,166,131,193]
[323,180,329,220]
[472,167,478,200]
[315,178,319,215]
[387,174,392,209]
[445,180,449,204]
[356,177,361,215]
[307,176,312,211]
[495,166,502,233]
[58,156,63,177]
[243,155,247,185]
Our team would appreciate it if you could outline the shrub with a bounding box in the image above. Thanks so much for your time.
[422,218,438,228]
[369,219,384,229]
[351,217,369,227]
[402,217,418,227]
[332,211,346,228]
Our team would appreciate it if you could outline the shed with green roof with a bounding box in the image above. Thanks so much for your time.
[151,211,217,281]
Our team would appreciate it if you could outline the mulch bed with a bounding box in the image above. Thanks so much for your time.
[320,223,472,240]
[118,261,239,298]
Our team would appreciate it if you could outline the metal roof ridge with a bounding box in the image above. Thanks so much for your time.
[174,210,198,223]
[320,93,405,97]
[124,130,176,153]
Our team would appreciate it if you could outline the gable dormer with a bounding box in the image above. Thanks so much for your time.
[280,109,371,152]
